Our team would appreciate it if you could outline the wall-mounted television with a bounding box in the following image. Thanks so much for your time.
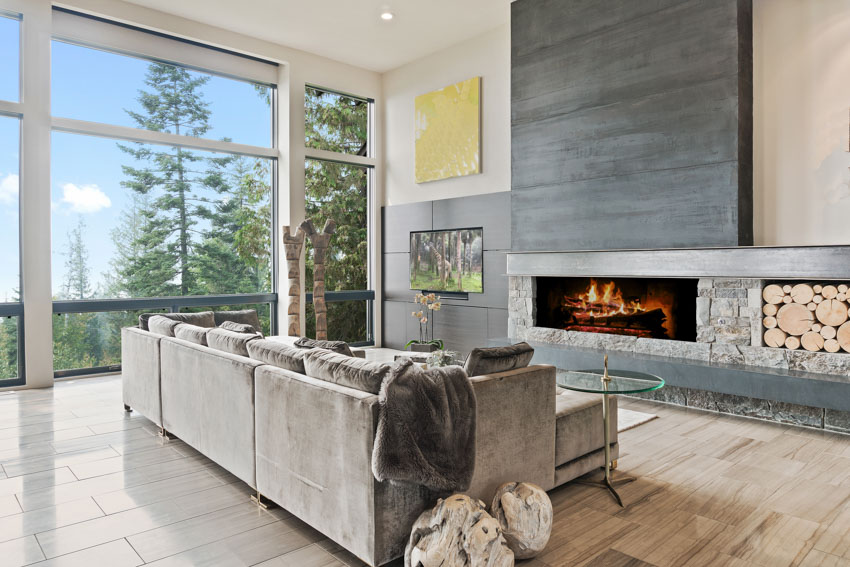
[410,228,483,293]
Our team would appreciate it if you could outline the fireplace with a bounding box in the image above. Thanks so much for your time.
[536,277,698,341]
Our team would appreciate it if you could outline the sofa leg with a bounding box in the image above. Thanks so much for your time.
[158,427,174,440]
[123,404,132,413]
[611,459,618,470]
[251,490,277,510]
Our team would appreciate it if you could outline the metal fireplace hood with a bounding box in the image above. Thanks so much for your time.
[506,245,850,280]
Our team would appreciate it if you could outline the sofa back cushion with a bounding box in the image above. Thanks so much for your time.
[139,311,215,331]
[174,323,209,346]
[213,309,261,332]
[247,339,307,374]
[207,327,260,357]
[148,315,182,337]
[303,349,389,394]
[463,342,535,377]
[294,336,353,357]
[219,320,263,337]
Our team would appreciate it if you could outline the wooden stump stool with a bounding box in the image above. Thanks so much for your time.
[490,482,553,559]
[405,494,514,567]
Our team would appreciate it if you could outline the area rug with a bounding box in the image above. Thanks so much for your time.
[618,408,658,432]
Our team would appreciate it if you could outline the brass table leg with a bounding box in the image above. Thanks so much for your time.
[574,389,635,507]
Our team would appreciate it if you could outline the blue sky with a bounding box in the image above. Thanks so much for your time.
[0,29,273,301]
[0,15,19,301]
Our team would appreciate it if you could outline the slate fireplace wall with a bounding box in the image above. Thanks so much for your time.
[510,0,753,252]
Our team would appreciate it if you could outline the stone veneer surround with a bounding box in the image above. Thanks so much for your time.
[510,274,850,430]
[509,276,850,381]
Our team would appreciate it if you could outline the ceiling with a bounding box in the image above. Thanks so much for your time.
[122,0,511,73]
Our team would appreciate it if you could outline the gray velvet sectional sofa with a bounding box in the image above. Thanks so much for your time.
[121,314,617,566]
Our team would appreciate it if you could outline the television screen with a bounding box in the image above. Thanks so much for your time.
[410,228,483,293]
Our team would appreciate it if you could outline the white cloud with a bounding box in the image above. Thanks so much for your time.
[61,183,112,214]
[0,174,18,205]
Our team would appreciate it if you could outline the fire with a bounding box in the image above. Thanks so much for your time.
[573,279,645,318]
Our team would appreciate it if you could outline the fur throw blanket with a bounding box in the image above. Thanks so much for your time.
[372,359,477,492]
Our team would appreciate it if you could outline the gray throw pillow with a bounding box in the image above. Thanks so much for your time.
[206,327,260,357]
[147,315,182,337]
[294,336,354,357]
[139,311,215,331]
[303,349,390,394]
[463,342,535,377]
[219,320,263,337]
[214,309,261,332]
[174,323,209,346]
[246,339,307,374]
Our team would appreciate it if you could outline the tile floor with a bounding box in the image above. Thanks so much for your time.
[0,375,848,566]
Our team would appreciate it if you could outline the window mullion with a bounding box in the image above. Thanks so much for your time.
[303,147,375,168]
[51,116,278,159]
[0,101,22,117]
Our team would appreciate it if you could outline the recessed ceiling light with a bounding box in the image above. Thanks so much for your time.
[380,11,394,21]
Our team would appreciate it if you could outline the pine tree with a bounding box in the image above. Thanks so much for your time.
[194,156,270,295]
[54,221,99,371]
[63,219,92,300]
[101,192,155,298]
[303,88,370,342]
[118,62,213,296]
[0,288,20,380]
[0,316,18,379]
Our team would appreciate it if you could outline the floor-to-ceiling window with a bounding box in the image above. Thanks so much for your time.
[0,11,23,385]
[304,86,374,345]
[49,10,279,376]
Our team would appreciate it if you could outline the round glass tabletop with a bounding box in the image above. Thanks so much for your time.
[557,369,665,395]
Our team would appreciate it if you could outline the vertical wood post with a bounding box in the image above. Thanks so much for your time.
[303,219,336,340]
[282,225,306,337]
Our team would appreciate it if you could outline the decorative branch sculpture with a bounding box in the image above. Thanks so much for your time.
[282,225,306,336]
[302,218,336,340]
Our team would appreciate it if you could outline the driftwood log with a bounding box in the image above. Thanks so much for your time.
[763,282,850,352]
[303,219,336,341]
[282,225,306,336]
[405,495,514,567]
[490,482,552,560]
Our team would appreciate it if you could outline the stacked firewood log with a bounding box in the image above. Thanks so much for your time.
[762,283,850,353]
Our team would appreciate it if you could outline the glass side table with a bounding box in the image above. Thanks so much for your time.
[557,356,664,507]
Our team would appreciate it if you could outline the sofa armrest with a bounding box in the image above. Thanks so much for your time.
[121,326,162,426]
[255,365,431,565]
[466,364,556,500]
[160,337,263,487]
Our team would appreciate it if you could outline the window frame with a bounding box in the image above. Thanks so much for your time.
[48,10,280,378]
[304,84,376,345]
[0,11,24,385]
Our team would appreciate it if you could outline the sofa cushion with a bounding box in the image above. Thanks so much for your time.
[294,337,354,357]
[147,316,182,337]
[174,323,209,346]
[206,327,260,357]
[555,387,617,466]
[303,349,389,394]
[463,342,534,377]
[213,309,261,332]
[247,339,307,374]
[219,320,263,337]
[139,311,215,331]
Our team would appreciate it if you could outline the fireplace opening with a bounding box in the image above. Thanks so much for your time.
[536,277,698,341]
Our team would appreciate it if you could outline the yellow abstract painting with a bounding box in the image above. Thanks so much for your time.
[414,77,481,183]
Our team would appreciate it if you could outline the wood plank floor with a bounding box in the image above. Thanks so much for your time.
[0,376,848,566]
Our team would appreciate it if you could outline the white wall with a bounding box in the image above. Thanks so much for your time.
[381,25,510,206]
[754,0,850,245]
